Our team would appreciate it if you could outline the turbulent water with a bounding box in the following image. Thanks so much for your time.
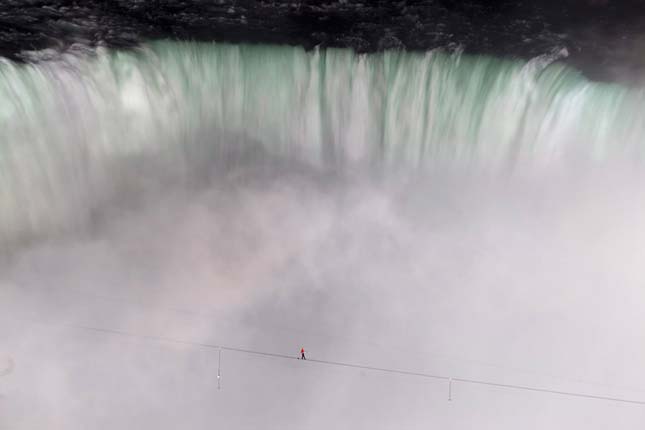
[2,41,645,429]
[2,41,645,251]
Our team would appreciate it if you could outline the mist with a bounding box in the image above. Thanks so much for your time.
[1,42,645,429]
[2,158,645,428]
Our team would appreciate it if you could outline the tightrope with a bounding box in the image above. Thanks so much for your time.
[33,321,645,406]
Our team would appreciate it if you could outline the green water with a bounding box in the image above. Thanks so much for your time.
[1,41,644,248]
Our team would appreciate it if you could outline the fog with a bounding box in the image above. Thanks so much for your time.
[1,155,645,429]
[2,42,645,428]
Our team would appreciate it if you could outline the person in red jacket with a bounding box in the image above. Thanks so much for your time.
[300,347,306,360]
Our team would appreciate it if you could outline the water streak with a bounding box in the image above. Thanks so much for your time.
[1,41,644,249]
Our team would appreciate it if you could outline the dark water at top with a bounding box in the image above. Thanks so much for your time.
[2,0,645,83]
